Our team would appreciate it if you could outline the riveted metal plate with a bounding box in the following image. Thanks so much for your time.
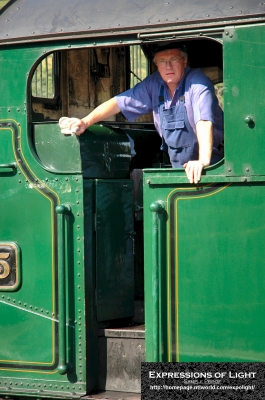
[0,242,21,291]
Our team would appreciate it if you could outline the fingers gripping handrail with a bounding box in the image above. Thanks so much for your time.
[56,204,71,375]
[149,200,165,361]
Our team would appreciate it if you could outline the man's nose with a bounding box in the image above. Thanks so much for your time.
[165,61,173,68]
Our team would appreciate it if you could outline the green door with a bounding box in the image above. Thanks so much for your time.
[144,176,265,362]
[95,179,134,322]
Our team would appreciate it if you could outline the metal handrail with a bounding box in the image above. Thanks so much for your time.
[149,200,165,361]
[56,204,71,375]
[0,162,17,171]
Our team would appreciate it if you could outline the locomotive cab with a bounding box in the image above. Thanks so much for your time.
[2,0,265,398]
[30,36,224,312]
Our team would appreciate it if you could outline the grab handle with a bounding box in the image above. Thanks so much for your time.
[149,200,165,361]
[56,204,71,375]
[0,163,17,171]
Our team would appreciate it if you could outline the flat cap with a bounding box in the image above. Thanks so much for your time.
[152,42,188,55]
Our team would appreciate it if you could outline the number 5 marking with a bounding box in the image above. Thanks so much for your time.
[0,252,11,279]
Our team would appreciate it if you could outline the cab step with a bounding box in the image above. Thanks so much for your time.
[97,324,145,394]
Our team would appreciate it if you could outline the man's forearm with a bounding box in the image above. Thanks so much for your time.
[82,98,121,129]
[196,120,213,166]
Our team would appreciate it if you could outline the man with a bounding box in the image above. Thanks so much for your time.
[63,43,224,184]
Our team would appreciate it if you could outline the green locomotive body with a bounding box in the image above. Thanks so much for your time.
[0,0,265,398]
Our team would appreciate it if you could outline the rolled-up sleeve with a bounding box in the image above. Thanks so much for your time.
[188,73,217,126]
[115,79,153,122]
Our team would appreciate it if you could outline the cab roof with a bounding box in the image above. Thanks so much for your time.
[0,0,265,46]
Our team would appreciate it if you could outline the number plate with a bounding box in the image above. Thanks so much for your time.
[0,242,21,291]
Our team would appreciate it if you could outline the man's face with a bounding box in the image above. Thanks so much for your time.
[155,49,188,89]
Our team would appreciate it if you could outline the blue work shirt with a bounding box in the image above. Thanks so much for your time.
[115,66,224,151]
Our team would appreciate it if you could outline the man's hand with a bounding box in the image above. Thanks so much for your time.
[59,98,121,136]
[183,120,213,184]
[59,117,88,135]
[183,160,204,184]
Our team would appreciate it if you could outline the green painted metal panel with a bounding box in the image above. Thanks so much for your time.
[224,23,265,176]
[95,179,134,322]
[33,122,81,173]
[0,118,88,396]
[79,124,131,179]
[144,171,265,363]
